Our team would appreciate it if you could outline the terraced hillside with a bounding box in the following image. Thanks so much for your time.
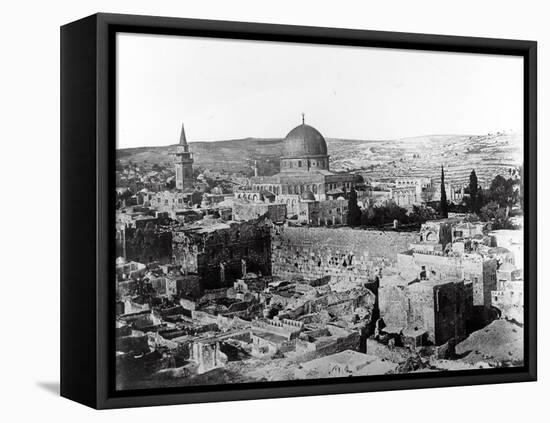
[330,133,523,186]
[117,132,522,185]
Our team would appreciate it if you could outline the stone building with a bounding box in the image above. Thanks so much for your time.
[172,219,272,291]
[116,222,173,264]
[489,229,524,270]
[147,190,203,211]
[232,201,287,223]
[378,272,471,345]
[394,177,435,203]
[397,250,497,308]
[148,275,178,298]
[233,189,275,203]
[116,258,146,281]
[413,220,453,252]
[432,183,465,204]
[492,278,523,323]
[452,221,486,241]
[297,191,348,226]
[249,116,355,201]
[390,185,420,207]
[392,217,498,309]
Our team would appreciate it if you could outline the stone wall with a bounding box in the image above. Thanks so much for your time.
[117,225,173,264]
[271,226,417,283]
[173,220,272,291]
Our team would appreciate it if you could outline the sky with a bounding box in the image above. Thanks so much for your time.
[117,32,523,149]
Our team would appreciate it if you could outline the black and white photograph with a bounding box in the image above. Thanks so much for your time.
[114,32,526,391]
[2,0,547,419]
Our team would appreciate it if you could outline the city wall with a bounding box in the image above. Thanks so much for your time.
[271,226,418,283]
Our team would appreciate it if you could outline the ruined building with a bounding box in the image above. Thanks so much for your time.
[116,222,173,264]
[172,219,272,291]
[378,272,471,346]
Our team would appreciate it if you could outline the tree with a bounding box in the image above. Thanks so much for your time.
[489,174,515,206]
[468,169,480,213]
[347,188,362,227]
[408,205,438,223]
[479,201,511,229]
[360,203,408,227]
[360,206,374,226]
[440,165,448,218]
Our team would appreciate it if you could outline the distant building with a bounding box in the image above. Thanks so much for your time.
[232,201,287,223]
[452,221,486,241]
[148,190,202,210]
[297,191,348,226]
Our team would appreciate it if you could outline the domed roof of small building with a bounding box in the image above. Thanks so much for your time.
[300,190,316,201]
[282,123,328,158]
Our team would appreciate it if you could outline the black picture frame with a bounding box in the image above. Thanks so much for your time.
[60,12,537,409]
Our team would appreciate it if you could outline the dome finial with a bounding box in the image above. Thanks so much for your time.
[301,112,305,125]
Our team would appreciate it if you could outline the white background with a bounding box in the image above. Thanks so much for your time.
[0,0,547,421]
[117,34,523,147]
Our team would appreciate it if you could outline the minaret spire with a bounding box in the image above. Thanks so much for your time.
[179,123,188,150]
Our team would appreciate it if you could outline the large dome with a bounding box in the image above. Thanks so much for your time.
[282,124,328,158]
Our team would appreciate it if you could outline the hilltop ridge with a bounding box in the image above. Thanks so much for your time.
[116,132,522,185]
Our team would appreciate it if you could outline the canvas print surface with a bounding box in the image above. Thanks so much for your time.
[114,33,525,390]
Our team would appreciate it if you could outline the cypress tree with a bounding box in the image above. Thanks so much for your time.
[469,169,479,213]
[347,188,362,226]
[440,165,448,218]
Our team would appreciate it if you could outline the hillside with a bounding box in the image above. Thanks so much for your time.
[116,132,523,185]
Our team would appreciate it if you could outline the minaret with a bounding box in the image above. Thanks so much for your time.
[174,123,194,190]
